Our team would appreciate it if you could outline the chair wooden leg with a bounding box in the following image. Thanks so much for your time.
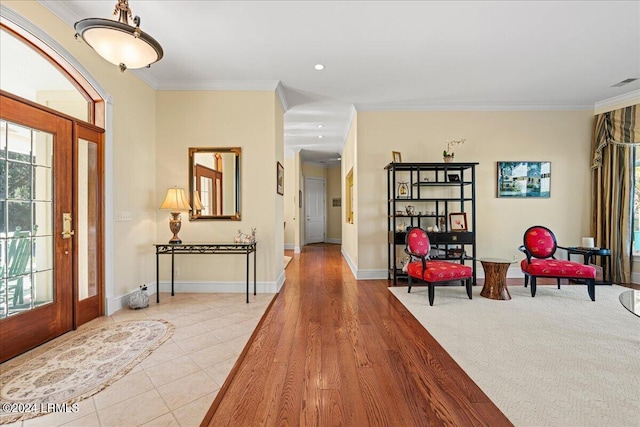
[587,279,595,301]
[530,277,537,297]
[428,283,435,306]
[465,278,472,299]
[557,278,561,289]
[524,275,529,288]
[408,275,412,293]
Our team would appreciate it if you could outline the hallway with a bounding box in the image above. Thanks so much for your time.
[203,244,511,426]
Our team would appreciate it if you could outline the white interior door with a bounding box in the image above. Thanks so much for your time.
[305,177,325,244]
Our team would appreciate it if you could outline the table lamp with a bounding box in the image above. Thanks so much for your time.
[192,190,204,218]
[160,187,191,244]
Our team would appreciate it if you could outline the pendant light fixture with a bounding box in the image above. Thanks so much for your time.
[74,0,163,72]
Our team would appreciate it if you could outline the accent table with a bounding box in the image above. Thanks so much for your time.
[479,258,515,300]
[619,290,640,317]
[566,246,612,285]
[154,242,257,303]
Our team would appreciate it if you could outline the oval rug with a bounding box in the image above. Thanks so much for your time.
[0,319,173,424]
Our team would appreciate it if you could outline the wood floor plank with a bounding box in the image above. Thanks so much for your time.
[202,244,512,427]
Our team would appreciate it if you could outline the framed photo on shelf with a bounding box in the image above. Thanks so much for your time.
[497,161,550,198]
[391,151,402,163]
[276,161,284,195]
[449,212,467,231]
[447,174,460,182]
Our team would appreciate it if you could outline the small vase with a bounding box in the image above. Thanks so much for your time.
[443,156,453,163]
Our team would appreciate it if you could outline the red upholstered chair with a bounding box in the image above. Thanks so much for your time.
[519,225,597,301]
[404,227,473,306]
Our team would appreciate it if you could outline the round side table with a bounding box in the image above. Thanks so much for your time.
[480,258,515,300]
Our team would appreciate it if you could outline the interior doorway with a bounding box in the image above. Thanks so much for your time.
[304,177,326,244]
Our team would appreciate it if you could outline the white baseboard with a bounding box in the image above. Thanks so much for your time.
[294,246,301,253]
[284,243,295,250]
[341,248,357,278]
[106,280,279,315]
[325,238,342,244]
[356,269,387,280]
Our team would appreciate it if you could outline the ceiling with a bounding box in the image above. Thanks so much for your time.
[39,1,640,166]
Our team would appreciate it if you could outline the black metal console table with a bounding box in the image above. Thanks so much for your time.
[154,242,257,303]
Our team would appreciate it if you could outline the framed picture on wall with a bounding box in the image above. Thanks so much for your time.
[276,161,284,195]
[497,161,551,198]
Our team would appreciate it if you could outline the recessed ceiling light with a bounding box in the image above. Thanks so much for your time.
[317,124,324,128]
[314,64,325,71]
[318,135,324,139]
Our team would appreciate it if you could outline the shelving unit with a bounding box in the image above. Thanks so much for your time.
[385,162,478,286]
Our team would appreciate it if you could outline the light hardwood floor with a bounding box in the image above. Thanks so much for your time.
[203,244,512,426]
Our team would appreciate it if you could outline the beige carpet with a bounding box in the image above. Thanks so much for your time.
[389,284,640,427]
[0,319,173,424]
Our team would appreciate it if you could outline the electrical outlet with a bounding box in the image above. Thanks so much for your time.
[174,267,180,277]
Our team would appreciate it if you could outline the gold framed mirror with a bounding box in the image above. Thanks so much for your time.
[188,147,241,220]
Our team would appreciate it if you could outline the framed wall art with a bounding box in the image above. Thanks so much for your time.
[391,151,402,163]
[497,161,551,198]
[276,161,284,195]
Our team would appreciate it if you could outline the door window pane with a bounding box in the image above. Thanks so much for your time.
[0,122,53,319]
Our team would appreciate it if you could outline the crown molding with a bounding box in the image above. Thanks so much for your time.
[275,81,289,113]
[355,103,594,112]
[594,89,640,113]
[339,105,357,153]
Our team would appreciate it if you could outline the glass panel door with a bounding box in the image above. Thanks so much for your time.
[0,120,54,318]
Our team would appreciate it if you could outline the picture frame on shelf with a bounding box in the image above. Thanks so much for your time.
[276,161,284,195]
[392,151,402,163]
[449,212,467,231]
[497,161,551,198]
[447,173,460,182]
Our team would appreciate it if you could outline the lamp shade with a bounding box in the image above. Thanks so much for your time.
[74,0,163,72]
[160,188,191,211]
[192,191,204,211]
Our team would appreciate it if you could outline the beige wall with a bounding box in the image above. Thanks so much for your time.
[284,156,296,248]
[156,91,283,286]
[356,110,594,277]
[326,166,342,242]
[4,1,159,309]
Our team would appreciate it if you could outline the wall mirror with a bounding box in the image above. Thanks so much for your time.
[188,147,241,220]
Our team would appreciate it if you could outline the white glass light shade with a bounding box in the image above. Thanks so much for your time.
[75,18,163,70]
[160,188,191,211]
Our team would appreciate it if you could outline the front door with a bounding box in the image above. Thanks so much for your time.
[0,94,74,361]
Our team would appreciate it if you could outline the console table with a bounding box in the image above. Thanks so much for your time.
[154,242,257,303]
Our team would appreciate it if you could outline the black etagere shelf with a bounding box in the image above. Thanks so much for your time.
[384,162,478,286]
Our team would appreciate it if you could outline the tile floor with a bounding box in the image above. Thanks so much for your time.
[3,291,275,427]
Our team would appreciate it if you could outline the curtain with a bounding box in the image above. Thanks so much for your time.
[591,105,639,284]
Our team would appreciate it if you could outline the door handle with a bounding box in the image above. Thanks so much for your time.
[62,212,75,239]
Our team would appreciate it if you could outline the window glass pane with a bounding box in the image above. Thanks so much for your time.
[7,274,31,315]
[33,202,52,236]
[8,161,32,200]
[33,130,53,168]
[34,166,52,201]
[7,123,31,163]
[0,29,90,122]
[32,270,53,308]
[0,161,5,201]
[634,160,640,253]
[33,236,53,272]
[7,202,32,234]
[0,120,6,160]
[0,278,6,318]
